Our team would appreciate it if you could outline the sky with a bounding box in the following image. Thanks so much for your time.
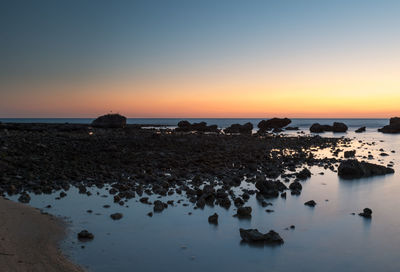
[1,0,400,118]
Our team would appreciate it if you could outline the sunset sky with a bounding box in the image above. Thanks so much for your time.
[1,0,400,118]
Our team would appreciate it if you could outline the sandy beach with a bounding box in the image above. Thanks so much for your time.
[0,197,83,272]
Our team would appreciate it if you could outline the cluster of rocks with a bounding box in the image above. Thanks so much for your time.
[378,117,400,134]
[224,123,253,134]
[310,122,348,133]
[175,121,219,133]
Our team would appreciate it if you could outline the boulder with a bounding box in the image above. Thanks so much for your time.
[255,179,286,197]
[332,122,348,132]
[110,213,123,220]
[296,168,311,180]
[91,114,127,128]
[304,200,316,207]
[344,150,356,158]
[175,121,219,133]
[236,206,252,217]
[153,200,165,212]
[258,118,291,131]
[310,122,348,133]
[239,228,284,244]
[338,159,395,179]
[208,213,218,224]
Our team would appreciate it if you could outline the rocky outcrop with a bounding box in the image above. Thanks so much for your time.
[175,121,219,133]
[304,200,316,207]
[236,206,252,217]
[338,159,394,179]
[239,228,284,244]
[255,179,286,198]
[359,208,372,218]
[378,117,400,134]
[258,118,291,132]
[91,114,127,128]
[310,122,348,133]
[224,122,253,134]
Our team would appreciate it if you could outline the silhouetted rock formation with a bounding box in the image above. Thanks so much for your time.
[355,126,366,133]
[258,118,291,132]
[378,117,400,133]
[310,122,348,133]
[338,159,394,179]
[91,114,127,128]
[224,122,253,134]
[175,121,219,132]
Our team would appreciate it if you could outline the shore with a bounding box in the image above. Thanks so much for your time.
[0,197,83,272]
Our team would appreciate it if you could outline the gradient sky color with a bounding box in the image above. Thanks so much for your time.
[1,0,400,118]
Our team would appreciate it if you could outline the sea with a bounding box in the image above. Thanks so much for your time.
[3,118,400,272]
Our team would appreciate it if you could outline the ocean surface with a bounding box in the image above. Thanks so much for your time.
[0,118,390,130]
[4,119,400,272]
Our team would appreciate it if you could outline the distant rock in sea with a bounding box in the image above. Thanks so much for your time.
[310,122,348,133]
[378,117,400,134]
[338,159,395,179]
[355,126,366,133]
[258,118,291,132]
[175,121,219,133]
[224,122,253,134]
[91,113,127,128]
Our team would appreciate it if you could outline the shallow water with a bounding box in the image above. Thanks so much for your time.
[7,130,400,272]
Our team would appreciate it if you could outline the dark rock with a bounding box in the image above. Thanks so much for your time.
[258,118,291,131]
[310,123,326,133]
[285,126,299,131]
[289,181,302,191]
[296,168,311,180]
[236,206,252,217]
[332,122,348,132]
[344,150,356,158]
[359,208,372,218]
[208,213,218,224]
[153,200,165,212]
[18,192,31,203]
[338,159,395,179]
[78,230,94,241]
[175,121,219,133]
[378,117,400,133]
[239,228,284,244]
[310,122,348,133]
[355,126,366,133]
[91,114,127,128]
[110,212,123,220]
[304,200,316,207]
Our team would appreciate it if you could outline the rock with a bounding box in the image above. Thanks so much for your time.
[378,117,400,133]
[310,122,348,133]
[258,118,291,131]
[355,126,366,133]
[153,200,165,212]
[18,192,31,203]
[285,126,299,131]
[208,213,218,224]
[332,122,348,132]
[177,120,191,128]
[338,159,395,179]
[255,179,285,197]
[224,123,253,134]
[289,181,302,191]
[175,121,219,133]
[91,114,127,128]
[344,150,356,158]
[304,200,316,207]
[296,168,311,180]
[239,228,284,244]
[236,206,252,217]
[359,208,372,218]
[110,213,123,220]
[78,230,94,241]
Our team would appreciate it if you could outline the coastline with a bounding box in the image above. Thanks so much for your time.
[0,197,84,272]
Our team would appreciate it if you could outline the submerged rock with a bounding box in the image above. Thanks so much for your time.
[91,113,127,128]
[18,192,31,203]
[239,228,284,244]
[338,159,395,179]
[236,206,252,217]
[110,213,123,220]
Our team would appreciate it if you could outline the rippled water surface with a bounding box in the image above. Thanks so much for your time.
[7,130,400,272]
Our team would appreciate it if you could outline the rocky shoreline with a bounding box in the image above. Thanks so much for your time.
[0,120,395,246]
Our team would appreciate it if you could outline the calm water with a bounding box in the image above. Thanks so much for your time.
[6,128,400,272]
[0,118,390,130]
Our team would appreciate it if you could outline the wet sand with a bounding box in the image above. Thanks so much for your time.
[0,197,83,272]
